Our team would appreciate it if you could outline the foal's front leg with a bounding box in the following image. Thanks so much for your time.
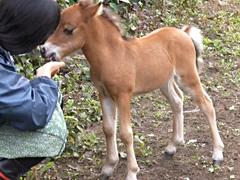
[99,94,119,180]
[117,93,139,180]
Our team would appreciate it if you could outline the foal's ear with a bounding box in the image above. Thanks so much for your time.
[82,3,103,22]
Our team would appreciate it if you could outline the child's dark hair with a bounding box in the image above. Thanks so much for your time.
[0,0,61,55]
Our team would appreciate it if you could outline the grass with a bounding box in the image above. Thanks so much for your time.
[13,0,240,179]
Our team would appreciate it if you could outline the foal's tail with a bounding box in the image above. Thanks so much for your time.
[181,26,203,71]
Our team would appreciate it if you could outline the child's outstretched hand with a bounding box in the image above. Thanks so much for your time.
[36,61,65,78]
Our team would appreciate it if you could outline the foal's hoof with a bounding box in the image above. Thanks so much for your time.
[164,152,174,158]
[213,160,222,166]
[99,174,111,180]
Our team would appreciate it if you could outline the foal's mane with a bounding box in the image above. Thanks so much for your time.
[101,7,133,41]
[79,0,133,40]
[101,7,122,33]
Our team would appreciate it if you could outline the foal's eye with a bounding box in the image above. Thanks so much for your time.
[63,27,74,35]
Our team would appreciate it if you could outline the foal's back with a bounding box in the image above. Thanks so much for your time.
[121,27,196,96]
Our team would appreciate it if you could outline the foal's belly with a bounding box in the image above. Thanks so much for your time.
[132,59,174,96]
[132,70,173,96]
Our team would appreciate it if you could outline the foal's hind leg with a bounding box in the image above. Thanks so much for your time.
[178,71,224,165]
[160,77,184,157]
[99,94,119,180]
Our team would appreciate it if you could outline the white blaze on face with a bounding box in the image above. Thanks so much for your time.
[43,42,61,60]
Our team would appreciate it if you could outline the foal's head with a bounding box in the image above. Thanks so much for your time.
[41,0,103,61]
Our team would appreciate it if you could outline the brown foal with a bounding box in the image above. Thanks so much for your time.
[41,1,224,179]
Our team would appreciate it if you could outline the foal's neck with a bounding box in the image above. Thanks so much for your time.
[82,16,125,65]
[92,16,123,43]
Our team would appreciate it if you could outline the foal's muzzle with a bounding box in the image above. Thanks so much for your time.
[40,47,57,61]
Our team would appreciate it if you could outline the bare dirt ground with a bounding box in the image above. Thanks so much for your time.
[30,1,240,180]
[51,57,240,180]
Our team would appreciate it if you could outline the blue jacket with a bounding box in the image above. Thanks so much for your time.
[0,46,58,131]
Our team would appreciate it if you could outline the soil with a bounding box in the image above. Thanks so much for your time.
[50,56,240,180]
[34,2,240,180]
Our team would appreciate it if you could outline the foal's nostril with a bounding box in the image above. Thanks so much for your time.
[49,52,57,61]
[40,47,46,57]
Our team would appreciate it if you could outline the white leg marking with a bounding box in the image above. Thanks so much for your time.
[161,77,184,155]
[100,96,119,177]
